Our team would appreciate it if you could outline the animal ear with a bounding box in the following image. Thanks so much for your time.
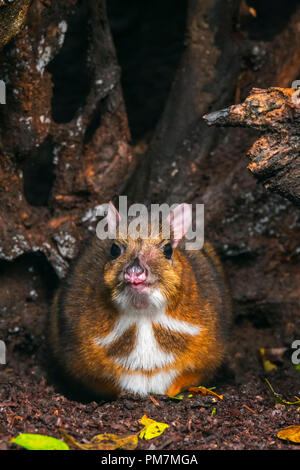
[167,203,192,248]
[107,201,121,236]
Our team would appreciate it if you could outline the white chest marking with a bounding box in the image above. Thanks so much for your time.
[119,369,178,396]
[115,315,174,370]
[94,288,201,394]
[95,311,201,371]
[94,312,175,371]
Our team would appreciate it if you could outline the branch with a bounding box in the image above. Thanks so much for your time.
[203,87,300,206]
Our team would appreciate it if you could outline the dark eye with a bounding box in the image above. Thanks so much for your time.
[110,243,122,258]
[162,243,173,259]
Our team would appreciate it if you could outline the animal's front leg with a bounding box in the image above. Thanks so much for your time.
[165,371,203,397]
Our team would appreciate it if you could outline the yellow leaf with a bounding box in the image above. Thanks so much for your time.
[264,359,278,372]
[60,428,138,451]
[188,386,223,400]
[90,433,138,450]
[277,425,300,444]
[139,415,169,440]
[259,348,278,372]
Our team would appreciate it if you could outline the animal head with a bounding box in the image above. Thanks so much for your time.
[103,202,192,311]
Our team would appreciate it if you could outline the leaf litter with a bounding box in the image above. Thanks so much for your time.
[11,413,170,451]
[59,414,169,450]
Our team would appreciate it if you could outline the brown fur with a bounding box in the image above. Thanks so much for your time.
[48,228,231,399]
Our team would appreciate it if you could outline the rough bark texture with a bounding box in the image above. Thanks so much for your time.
[203,87,300,206]
[0,0,134,278]
[128,0,241,203]
[0,0,31,48]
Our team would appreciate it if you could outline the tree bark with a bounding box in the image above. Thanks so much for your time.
[0,0,31,48]
[203,86,300,206]
[128,0,241,204]
[0,0,134,277]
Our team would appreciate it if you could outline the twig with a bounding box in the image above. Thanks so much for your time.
[242,404,257,415]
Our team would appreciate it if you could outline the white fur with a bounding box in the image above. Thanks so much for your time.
[116,315,175,370]
[115,287,166,313]
[94,288,201,394]
[95,314,136,347]
[119,369,178,396]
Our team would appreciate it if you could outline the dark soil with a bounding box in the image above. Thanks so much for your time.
[0,292,300,451]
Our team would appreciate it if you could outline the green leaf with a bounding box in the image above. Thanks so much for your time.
[169,393,184,400]
[11,433,69,450]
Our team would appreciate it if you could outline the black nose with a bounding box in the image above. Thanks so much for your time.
[126,257,144,275]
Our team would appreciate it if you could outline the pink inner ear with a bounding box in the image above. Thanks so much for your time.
[168,203,192,247]
[107,201,121,235]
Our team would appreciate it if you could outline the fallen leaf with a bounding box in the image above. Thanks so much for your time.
[188,386,223,400]
[60,428,138,451]
[169,393,184,400]
[90,433,138,450]
[139,415,169,440]
[277,425,300,444]
[60,415,169,449]
[11,433,69,450]
[259,348,278,372]
[263,360,278,372]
